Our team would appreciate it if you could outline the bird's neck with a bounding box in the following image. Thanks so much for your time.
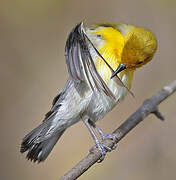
[94,47,134,90]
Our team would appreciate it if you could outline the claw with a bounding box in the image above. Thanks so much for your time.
[101,133,118,141]
[83,119,117,163]
[100,133,118,150]
[89,142,112,162]
[89,143,112,152]
[111,143,117,150]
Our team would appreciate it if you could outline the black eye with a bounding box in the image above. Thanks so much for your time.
[137,61,143,65]
[97,34,102,38]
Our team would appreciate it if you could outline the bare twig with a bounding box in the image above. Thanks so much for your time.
[60,80,176,180]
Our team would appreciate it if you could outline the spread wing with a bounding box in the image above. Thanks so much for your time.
[65,22,115,99]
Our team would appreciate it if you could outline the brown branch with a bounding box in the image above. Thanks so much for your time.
[60,80,176,180]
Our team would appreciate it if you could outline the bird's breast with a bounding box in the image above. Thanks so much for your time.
[86,70,133,122]
[85,41,134,121]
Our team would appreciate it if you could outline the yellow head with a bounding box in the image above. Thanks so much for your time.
[87,23,157,76]
[120,26,157,70]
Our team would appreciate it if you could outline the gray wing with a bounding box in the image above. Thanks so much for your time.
[65,22,115,99]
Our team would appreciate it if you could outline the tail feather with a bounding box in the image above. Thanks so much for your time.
[20,123,65,163]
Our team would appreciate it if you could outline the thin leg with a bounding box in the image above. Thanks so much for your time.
[83,119,111,162]
[88,120,118,149]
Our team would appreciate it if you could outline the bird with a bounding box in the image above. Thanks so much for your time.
[20,22,157,163]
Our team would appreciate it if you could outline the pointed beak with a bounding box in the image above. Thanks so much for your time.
[111,63,126,79]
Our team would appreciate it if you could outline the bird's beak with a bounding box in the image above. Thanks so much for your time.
[111,63,126,79]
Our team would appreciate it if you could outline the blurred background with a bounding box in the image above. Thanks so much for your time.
[0,0,176,179]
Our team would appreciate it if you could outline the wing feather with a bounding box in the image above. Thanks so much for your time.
[65,22,115,99]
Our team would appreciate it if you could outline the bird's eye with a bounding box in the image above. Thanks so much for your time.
[137,61,143,65]
[97,34,102,38]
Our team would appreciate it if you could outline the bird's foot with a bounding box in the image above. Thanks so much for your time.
[83,119,118,162]
[89,141,112,162]
[101,133,117,141]
[99,133,118,150]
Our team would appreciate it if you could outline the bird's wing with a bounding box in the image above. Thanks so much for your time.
[65,22,115,99]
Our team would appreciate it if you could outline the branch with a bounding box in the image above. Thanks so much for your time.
[60,80,176,180]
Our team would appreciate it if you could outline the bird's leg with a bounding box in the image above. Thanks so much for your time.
[88,120,118,149]
[83,119,111,162]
